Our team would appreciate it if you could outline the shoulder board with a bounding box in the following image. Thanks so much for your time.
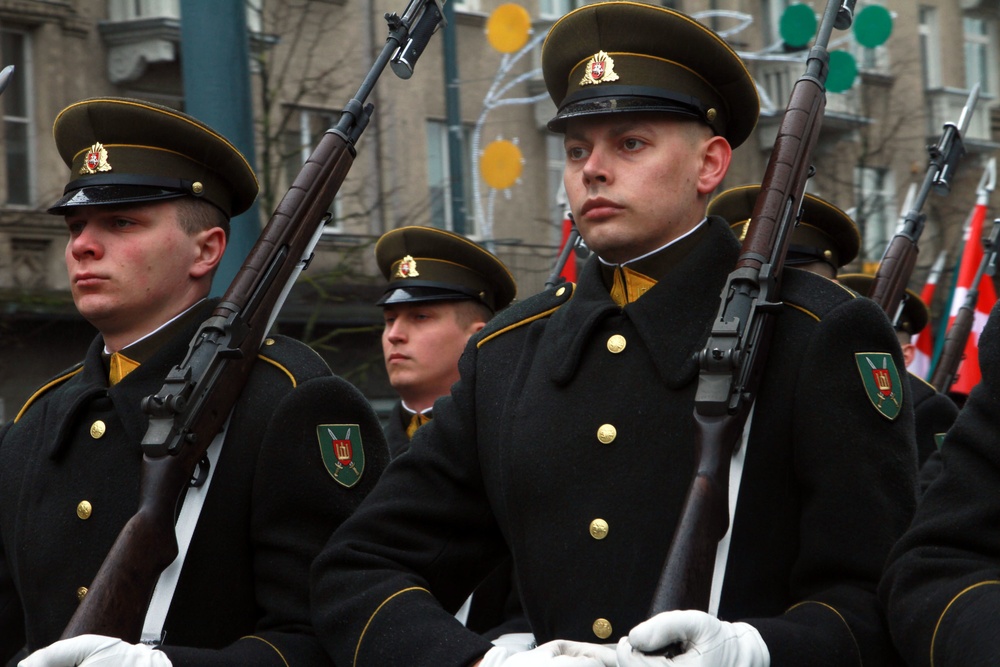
[15,362,85,423]
[256,334,332,389]
[477,282,576,348]
[779,269,857,322]
[909,371,939,394]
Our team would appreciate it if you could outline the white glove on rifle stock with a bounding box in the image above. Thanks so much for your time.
[617,610,769,667]
[19,634,172,667]
[477,639,617,666]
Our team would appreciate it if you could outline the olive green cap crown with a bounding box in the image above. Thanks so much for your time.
[541,1,759,147]
[375,226,517,313]
[49,97,258,218]
[710,185,861,270]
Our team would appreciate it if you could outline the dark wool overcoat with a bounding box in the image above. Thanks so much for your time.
[909,373,959,467]
[0,301,388,666]
[881,299,1000,666]
[384,399,529,639]
[312,218,917,667]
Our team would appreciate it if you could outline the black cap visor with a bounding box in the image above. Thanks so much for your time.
[548,87,708,133]
[377,284,482,308]
[47,174,196,214]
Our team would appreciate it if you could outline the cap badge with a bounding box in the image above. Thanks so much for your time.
[81,143,112,175]
[395,255,420,278]
[580,51,619,86]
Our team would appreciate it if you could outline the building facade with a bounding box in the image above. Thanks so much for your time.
[0,0,998,416]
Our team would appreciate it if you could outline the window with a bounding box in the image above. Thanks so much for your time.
[2,27,32,207]
[855,166,897,262]
[760,0,791,47]
[426,119,474,234]
[283,108,342,232]
[540,0,577,20]
[918,6,941,90]
[107,0,180,21]
[964,16,995,95]
[12,238,50,288]
[850,1,889,73]
[452,0,480,13]
[539,0,566,20]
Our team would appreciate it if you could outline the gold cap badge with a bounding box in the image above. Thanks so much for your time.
[395,255,420,278]
[580,51,619,86]
[80,142,112,175]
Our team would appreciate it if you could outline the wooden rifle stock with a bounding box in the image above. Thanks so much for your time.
[61,0,445,642]
[930,216,1000,392]
[649,0,851,617]
[869,84,979,317]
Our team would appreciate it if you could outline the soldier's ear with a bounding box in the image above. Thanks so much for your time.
[190,226,227,279]
[696,135,732,196]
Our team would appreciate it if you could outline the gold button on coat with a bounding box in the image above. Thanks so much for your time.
[76,586,88,601]
[597,424,617,444]
[593,618,613,639]
[89,420,106,439]
[589,518,609,540]
[77,501,93,520]
[607,334,626,353]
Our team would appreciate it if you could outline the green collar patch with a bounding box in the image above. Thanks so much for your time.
[317,424,365,488]
[855,352,903,420]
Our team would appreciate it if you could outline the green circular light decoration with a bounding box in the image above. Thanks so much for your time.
[854,5,893,48]
[780,3,817,48]
[827,50,858,93]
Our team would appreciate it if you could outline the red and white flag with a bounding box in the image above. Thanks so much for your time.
[910,250,945,380]
[941,191,997,395]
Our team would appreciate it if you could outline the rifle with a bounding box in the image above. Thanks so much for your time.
[648,0,857,617]
[867,84,980,318]
[930,159,1000,392]
[61,0,445,641]
[544,214,584,288]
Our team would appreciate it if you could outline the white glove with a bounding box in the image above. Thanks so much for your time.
[479,639,617,667]
[617,610,769,667]
[491,632,538,653]
[19,635,172,667]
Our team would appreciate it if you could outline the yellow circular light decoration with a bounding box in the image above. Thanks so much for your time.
[486,3,531,53]
[480,139,523,189]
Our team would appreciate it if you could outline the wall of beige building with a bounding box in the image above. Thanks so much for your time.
[1,0,998,417]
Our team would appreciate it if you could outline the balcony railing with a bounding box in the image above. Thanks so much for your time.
[753,59,863,118]
[925,87,996,144]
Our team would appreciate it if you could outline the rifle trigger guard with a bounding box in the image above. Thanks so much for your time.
[189,455,211,488]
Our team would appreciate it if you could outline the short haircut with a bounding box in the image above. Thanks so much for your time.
[452,299,494,329]
[174,196,231,240]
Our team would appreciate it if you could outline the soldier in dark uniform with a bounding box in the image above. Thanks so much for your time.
[3,98,388,666]
[708,184,860,281]
[838,273,959,486]
[311,4,917,666]
[714,189,958,489]
[879,299,1000,666]
[376,226,516,459]
[375,225,525,639]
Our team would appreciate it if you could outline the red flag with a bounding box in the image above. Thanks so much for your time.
[942,199,996,395]
[911,250,945,380]
[558,212,577,284]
